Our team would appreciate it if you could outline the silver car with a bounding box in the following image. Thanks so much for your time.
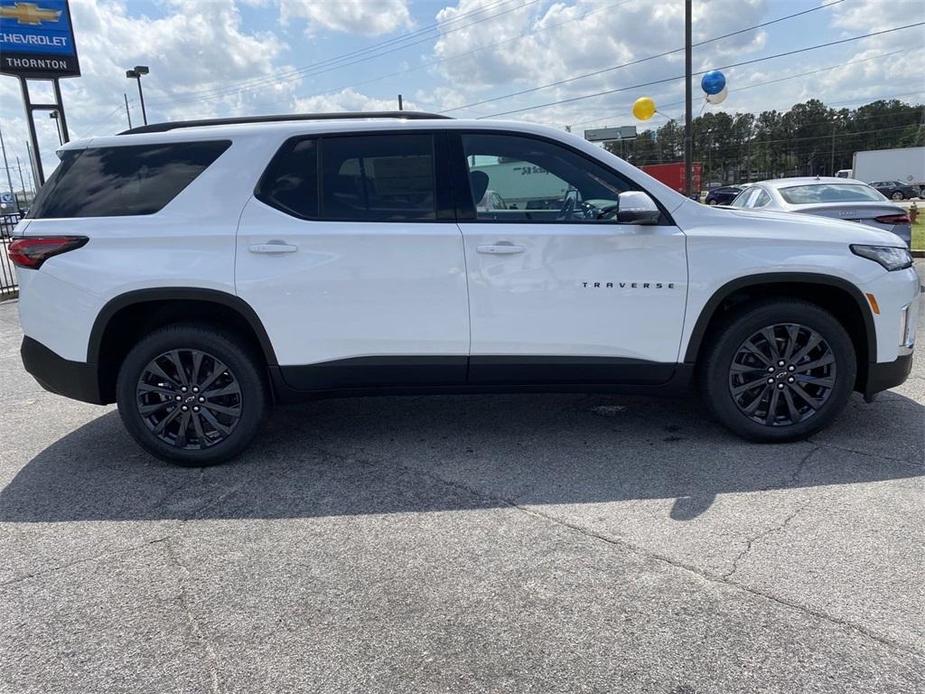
[729,177,912,246]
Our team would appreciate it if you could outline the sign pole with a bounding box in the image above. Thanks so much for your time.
[52,79,70,143]
[19,78,45,186]
[124,93,132,129]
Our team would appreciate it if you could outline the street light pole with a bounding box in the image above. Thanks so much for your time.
[125,65,149,126]
[683,0,693,198]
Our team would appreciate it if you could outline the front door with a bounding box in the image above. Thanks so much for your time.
[236,131,470,390]
[453,131,688,384]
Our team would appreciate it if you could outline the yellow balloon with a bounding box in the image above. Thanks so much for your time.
[632,96,656,121]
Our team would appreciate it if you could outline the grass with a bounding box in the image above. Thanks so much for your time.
[913,216,924,252]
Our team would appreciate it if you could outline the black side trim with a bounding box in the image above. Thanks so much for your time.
[864,353,913,400]
[21,337,104,405]
[468,355,675,385]
[88,288,278,366]
[684,273,877,363]
[280,356,468,391]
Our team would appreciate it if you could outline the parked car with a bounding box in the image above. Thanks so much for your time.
[9,114,919,465]
[730,177,912,246]
[868,180,918,201]
[704,185,743,206]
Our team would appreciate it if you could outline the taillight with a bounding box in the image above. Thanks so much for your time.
[7,236,88,269]
[874,214,911,225]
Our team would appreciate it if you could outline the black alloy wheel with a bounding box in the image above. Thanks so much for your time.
[728,323,835,427]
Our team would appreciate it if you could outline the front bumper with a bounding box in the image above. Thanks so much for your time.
[21,336,104,405]
[863,353,913,401]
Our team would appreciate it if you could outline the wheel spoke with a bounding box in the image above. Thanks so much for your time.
[731,362,763,373]
[199,407,232,435]
[139,400,172,415]
[790,382,824,408]
[203,382,241,399]
[191,351,204,386]
[760,327,781,360]
[782,387,801,423]
[743,340,772,365]
[203,402,241,417]
[732,376,769,396]
[782,325,800,361]
[175,411,192,448]
[153,406,182,435]
[166,351,189,386]
[765,388,781,425]
[147,361,179,388]
[137,383,175,397]
[198,360,228,391]
[794,354,835,373]
[191,412,208,448]
[790,333,823,365]
[798,375,835,388]
[743,384,771,414]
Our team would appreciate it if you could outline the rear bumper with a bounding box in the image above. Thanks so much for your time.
[21,336,104,405]
[863,353,913,401]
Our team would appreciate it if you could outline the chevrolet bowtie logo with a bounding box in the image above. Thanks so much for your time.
[0,2,61,25]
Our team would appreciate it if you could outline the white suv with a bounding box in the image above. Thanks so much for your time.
[9,112,920,465]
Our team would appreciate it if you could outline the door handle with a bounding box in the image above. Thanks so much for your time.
[249,241,298,254]
[477,243,526,255]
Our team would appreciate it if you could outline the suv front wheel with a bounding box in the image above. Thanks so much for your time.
[116,324,268,466]
[700,299,857,442]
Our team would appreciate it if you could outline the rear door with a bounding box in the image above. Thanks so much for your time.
[235,131,470,390]
[451,131,688,385]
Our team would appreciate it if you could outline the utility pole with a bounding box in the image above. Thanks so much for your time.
[683,0,693,198]
[0,121,16,211]
[830,121,836,175]
[397,94,403,111]
[124,93,132,129]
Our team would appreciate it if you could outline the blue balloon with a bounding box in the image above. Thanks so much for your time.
[701,70,726,96]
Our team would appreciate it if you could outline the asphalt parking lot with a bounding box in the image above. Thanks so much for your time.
[1,268,923,694]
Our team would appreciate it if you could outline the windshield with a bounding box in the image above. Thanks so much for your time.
[778,183,885,205]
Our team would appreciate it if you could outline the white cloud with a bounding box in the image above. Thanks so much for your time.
[279,0,413,36]
[293,87,410,112]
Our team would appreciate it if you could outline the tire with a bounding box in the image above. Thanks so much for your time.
[116,324,268,466]
[707,199,718,205]
[699,299,856,442]
[891,191,904,200]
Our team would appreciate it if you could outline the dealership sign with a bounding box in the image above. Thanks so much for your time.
[0,0,80,78]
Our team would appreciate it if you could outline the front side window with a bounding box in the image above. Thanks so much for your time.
[321,134,436,221]
[460,133,632,222]
[28,141,231,218]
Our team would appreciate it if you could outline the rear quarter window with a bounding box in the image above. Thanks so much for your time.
[27,140,231,218]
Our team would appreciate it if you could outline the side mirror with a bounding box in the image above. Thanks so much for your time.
[616,190,660,225]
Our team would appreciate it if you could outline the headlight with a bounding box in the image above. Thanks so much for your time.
[850,245,913,271]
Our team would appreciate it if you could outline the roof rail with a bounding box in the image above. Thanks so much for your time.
[118,111,451,135]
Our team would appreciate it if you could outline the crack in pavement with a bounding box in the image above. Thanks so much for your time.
[722,505,806,580]
[163,536,223,694]
[0,536,171,589]
[376,454,923,661]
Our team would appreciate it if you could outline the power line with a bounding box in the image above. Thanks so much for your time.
[569,49,920,129]
[480,20,925,118]
[150,0,544,107]
[442,0,845,115]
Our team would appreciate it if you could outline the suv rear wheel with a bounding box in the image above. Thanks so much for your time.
[700,299,856,442]
[116,324,267,466]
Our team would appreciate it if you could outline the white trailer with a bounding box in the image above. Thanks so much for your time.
[851,147,925,190]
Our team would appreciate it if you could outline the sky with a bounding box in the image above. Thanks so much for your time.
[0,0,923,190]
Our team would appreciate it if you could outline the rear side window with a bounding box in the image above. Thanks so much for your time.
[321,134,435,221]
[255,138,319,218]
[27,141,231,219]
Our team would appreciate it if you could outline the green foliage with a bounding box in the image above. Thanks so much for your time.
[603,98,925,185]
